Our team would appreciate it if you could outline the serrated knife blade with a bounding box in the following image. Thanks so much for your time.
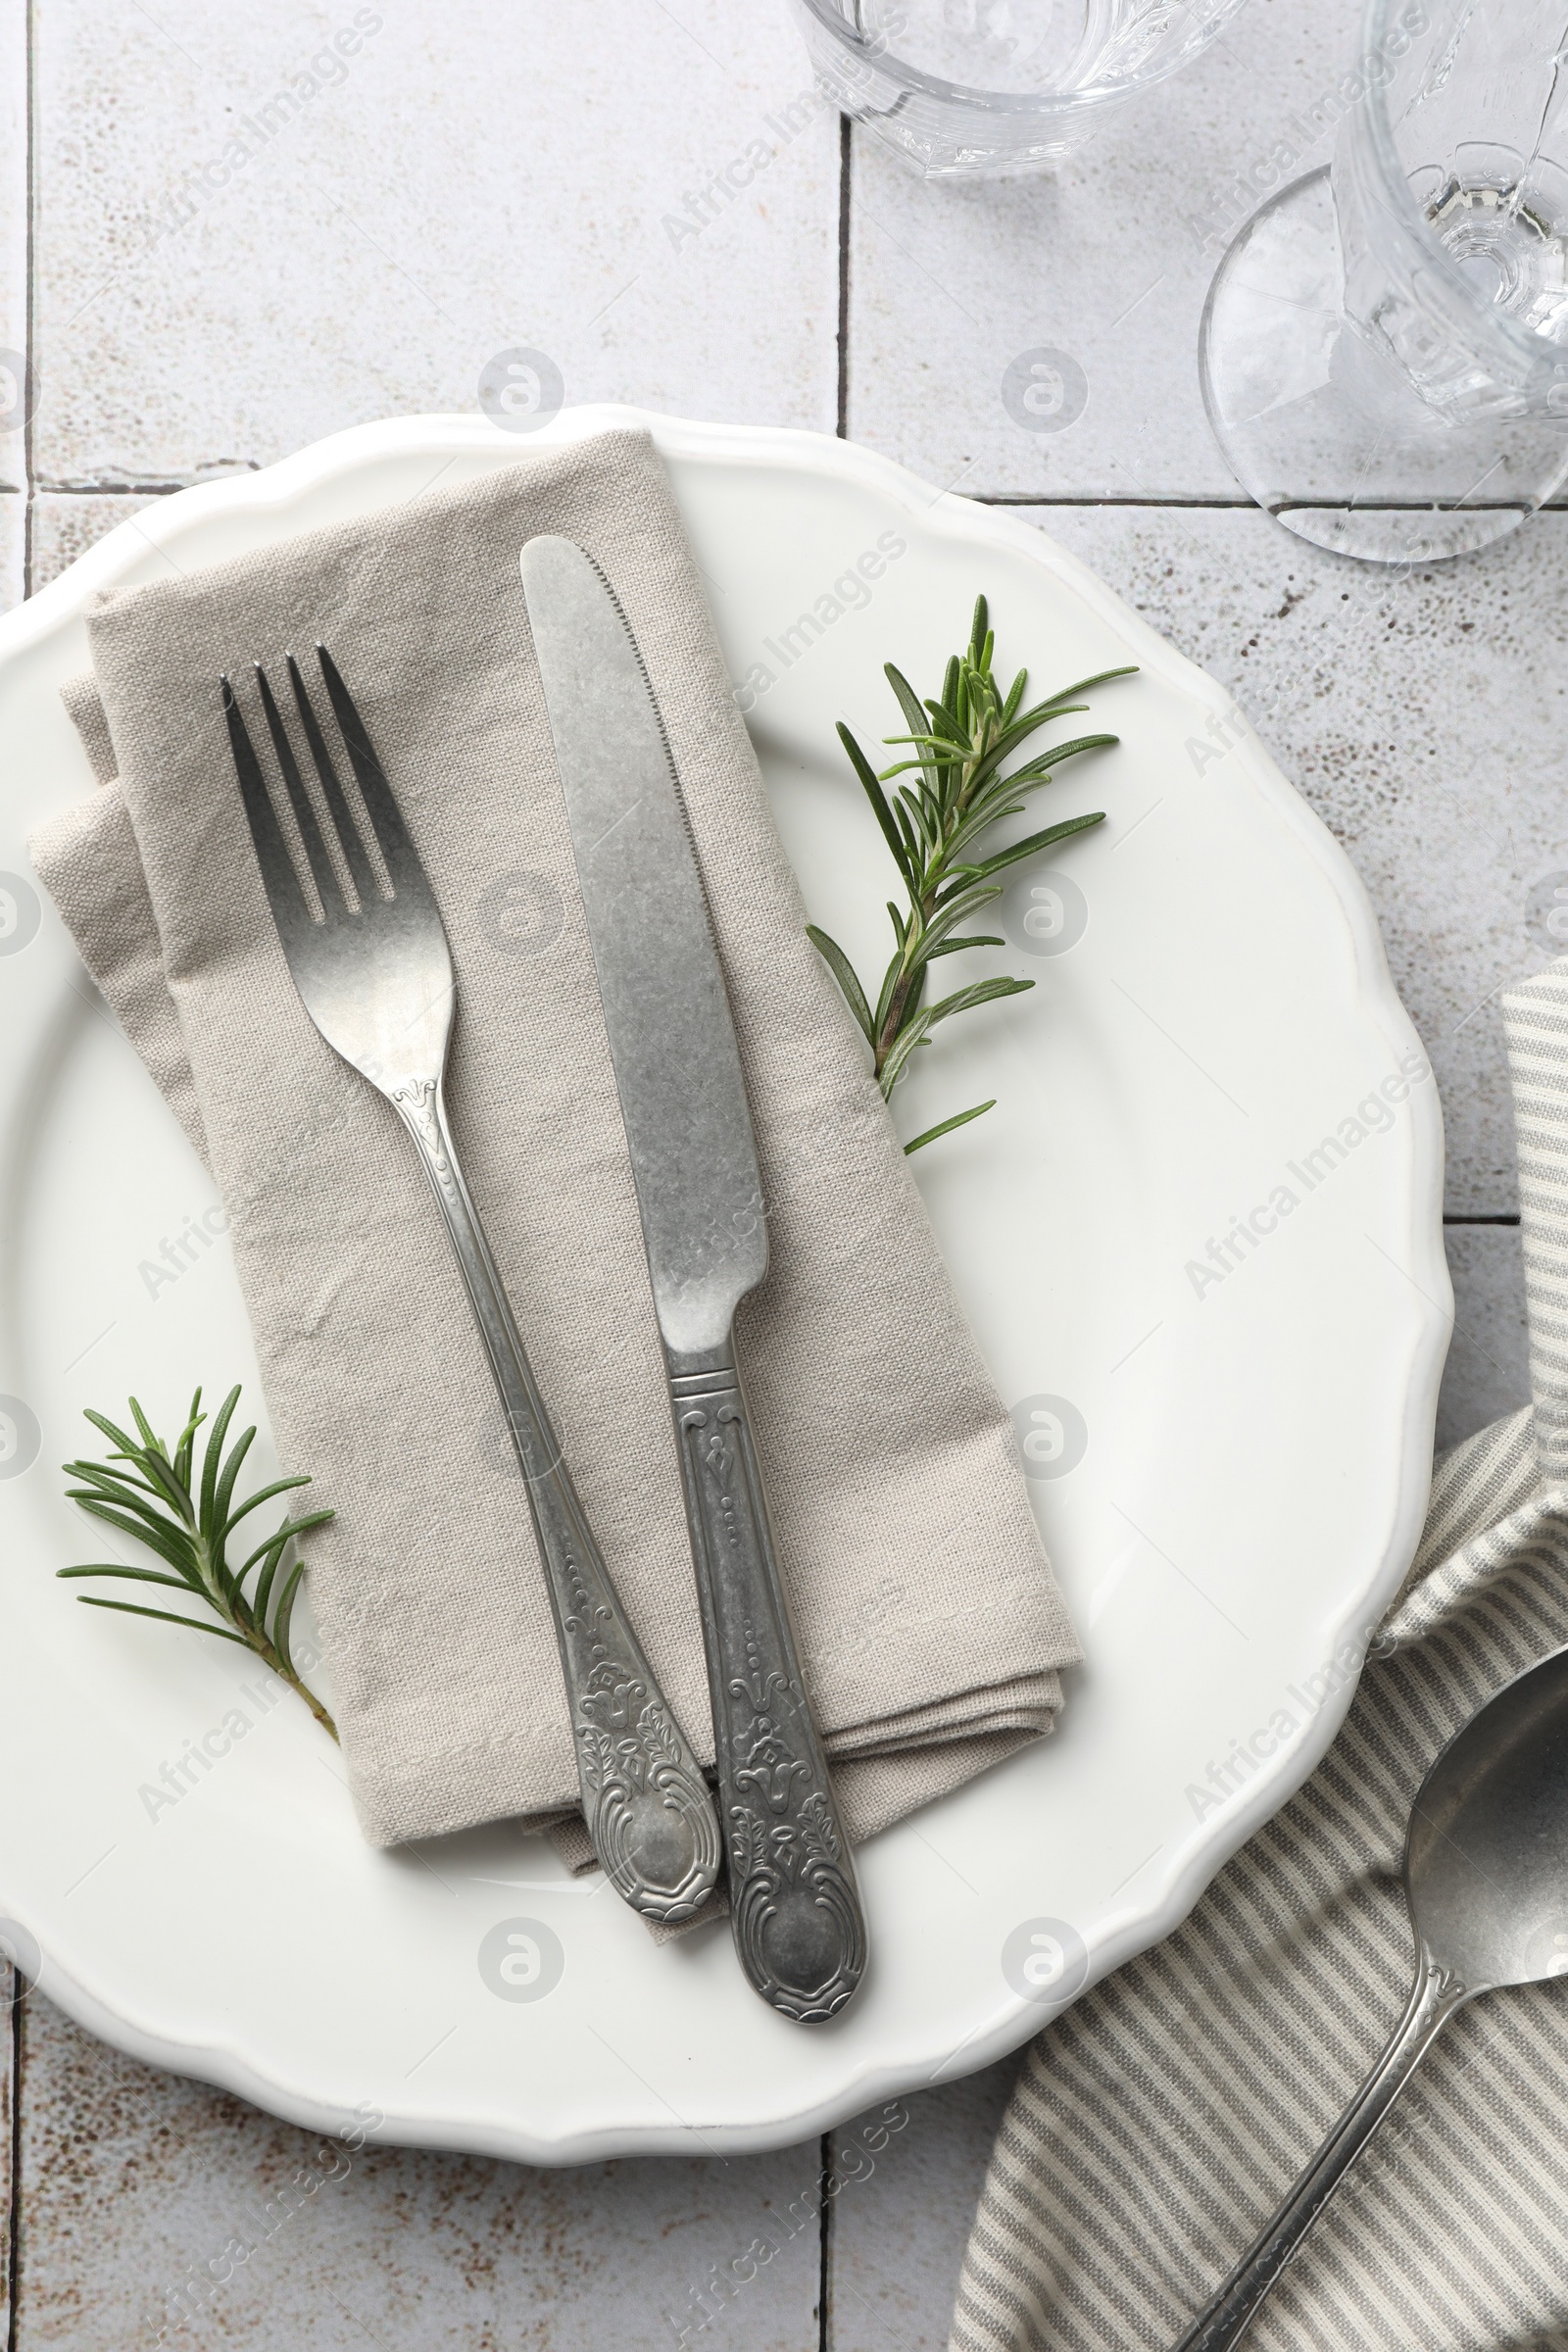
[521,534,866,2023]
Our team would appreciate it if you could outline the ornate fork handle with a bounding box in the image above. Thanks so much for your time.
[666,1340,865,2022]
[391,1076,720,1926]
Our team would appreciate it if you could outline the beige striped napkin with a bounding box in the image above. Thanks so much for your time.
[954,963,1568,2352]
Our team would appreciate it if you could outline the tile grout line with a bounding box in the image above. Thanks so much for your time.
[984,491,1256,508]
[979,493,1568,511]
[35,479,186,496]
[826,100,849,2345]
[817,2130,833,2352]
[6,2,33,2335]
[4,1997,17,2352]
[835,114,851,440]
[20,0,34,600]
[38,481,1568,514]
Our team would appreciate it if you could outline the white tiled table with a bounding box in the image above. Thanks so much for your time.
[0,2,1546,2342]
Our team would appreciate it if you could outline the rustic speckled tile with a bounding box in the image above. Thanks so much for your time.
[0,491,22,611]
[29,488,165,590]
[1438,1224,1530,1453]
[1,1978,13,2320]
[845,0,1364,499]
[0,0,24,496]
[33,0,839,486]
[829,2060,1020,2352]
[17,1992,822,2349]
[1011,502,1568,1213]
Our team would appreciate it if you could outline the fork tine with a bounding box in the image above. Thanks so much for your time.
[222,675,318,934]
[285,654,384,906]
[315,644,424,894]
[255,662,343,917]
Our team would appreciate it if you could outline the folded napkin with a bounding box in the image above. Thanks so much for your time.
[952,965,1568,2352]
[30,429,1077,1857]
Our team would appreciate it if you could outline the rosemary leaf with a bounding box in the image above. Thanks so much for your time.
[837,720,916,892]
[65,1496,198,1577]
[253,1535,290,1630]
[77,1597,252,1643]
[199,1385,241,1529]
[927,934,1005,957]
[884,665,941,793]
[272,1560,309,1688]
[923,976,1036,1027]
[211,1419,257,1539]
[806,924,875,1046]
[1035,663,1141,708]
[220,1470,317,1543]
[970,810,1109,881]
[879,1015,933,1095]
[57,1564,196,1590]
[904,1101,998,1154]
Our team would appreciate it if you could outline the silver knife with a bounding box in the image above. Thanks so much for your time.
[520,534,867,2025]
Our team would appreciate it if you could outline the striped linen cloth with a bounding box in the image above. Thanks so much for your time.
[952,965,1568,2352]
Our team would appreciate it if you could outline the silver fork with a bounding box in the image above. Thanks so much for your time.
[220,646,721,1926]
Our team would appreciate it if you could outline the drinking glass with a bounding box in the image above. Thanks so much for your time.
[1200,0,1568,563]
[789,0,1250,177]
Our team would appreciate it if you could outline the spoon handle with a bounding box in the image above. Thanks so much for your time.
[1171,1953,1470,2352]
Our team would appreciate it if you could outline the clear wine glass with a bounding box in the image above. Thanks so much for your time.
[1200,0,1568,564]
[789,0,1250,177]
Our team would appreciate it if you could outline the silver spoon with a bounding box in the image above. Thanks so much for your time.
[1174,1641,1568,2352]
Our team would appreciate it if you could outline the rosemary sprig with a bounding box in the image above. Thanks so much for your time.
[60,1386,337,1740]
[808,594,1135,1152]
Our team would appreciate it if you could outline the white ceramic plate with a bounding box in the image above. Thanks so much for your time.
[0,411,1446,2162]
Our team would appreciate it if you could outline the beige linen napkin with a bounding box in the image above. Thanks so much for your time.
[30,430,1077,1855]
[952,967,1568,2352]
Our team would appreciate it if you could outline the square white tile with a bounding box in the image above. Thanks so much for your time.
[845,0,1363,499]
[1021,502,1568,1214]
[31,0,841,485]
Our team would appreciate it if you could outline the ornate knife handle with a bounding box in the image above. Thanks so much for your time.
[667,1338,866,2023]
[391,1077,720,1927]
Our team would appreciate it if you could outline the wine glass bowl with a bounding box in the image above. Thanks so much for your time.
[1201,0,1568,563]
